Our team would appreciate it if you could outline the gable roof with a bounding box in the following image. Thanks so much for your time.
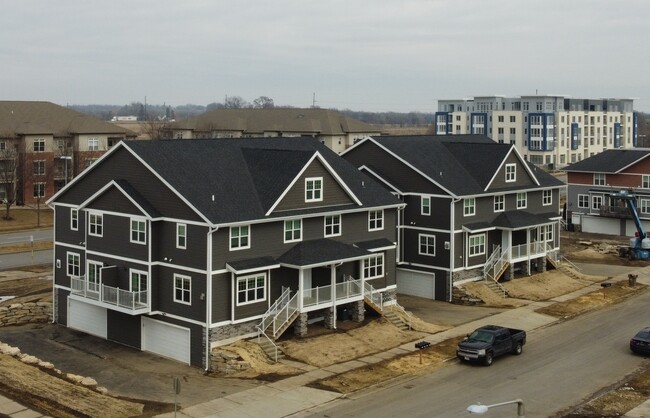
[564,149,650,174]
[120,137,401,225]
[0,101,136,137]
[166,108,380,136]
[347,135,562,196]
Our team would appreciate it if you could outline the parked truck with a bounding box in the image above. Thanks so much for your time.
[456,325,526,366]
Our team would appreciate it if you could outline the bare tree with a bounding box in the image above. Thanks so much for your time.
[0,146,19,220]
[224,96,250,109]
[253,96,275,109]
[140,120,168,140]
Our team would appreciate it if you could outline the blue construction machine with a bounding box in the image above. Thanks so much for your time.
[611,190,650,260]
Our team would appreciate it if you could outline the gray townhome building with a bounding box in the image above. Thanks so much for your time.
[47,137,403,369]
[342,135,565,301]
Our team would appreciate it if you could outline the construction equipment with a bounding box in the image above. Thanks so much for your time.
[611,190,650,260]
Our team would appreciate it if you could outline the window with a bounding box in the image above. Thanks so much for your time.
[131,270,148,304]
[363,254,384,279]
[324,214,341,237]
[88,212,103,236]
[578,194,589,209]
[498,115,504,122]
[176,223,187,249]
[174,274,191,304]
[494,195,505,212]
[543,190,552,206]
[305,177,323,202]
[67,252,80,276]
[516,192,527,209]
[230,225,250,249]
[33,139,45,152]
[87,261,102,293]
[237,274,266,305]
[0,141,5,150]
[510,116,516,123]
[643,175,650,189]
[469,234,486,257]
[640,199,650,215]
[505,164,516,182]
[592,195,603,210]
[33,183,45,198]
[541,225,554,242]
[419,234,436,256]
[463,198,475,216]
[130,219,146,244]
[33,160,45,176]
[421,196,431,215]
[593,173,606,186]
[84,158,97,168]
[368,210,384,231]
[70,209,78,231]
[284,219,302,242]
[88,138,99,151]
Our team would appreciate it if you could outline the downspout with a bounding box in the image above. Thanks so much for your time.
[51,204,57,324]
[205,226,218,372]
[449,196,461,302]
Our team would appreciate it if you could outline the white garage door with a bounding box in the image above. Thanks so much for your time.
[397,269,435,299]
[582,215,620,235]
[142,317,191,365]
[68,299,107,338]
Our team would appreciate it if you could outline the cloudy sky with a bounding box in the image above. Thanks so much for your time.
[1,0,648,112]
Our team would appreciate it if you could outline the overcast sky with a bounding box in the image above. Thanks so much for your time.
[2,0,648,113]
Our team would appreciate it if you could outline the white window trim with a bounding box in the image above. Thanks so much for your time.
[592,195,603,210]
[66,251,80,277]
[505,163,516,183]
[236,273,267,306]
[543,190,553,206]
[368,210,384,231]
[176,223,187,249]
[468,233,486,257]
[324,214,342,237]
[130,218,147,245]
[640,199,650,215]
[421,196,431,216]
[418,233,436,256]
[284,219,302,243]
[463,198,476,217]
[88,138,99,151]
[230,225,251,250]
[70,209,78,231]
[494,195,505,213]
[363,254,384,280]
[87,260,103,293]
[516,192,527,209]
[173,274,192,305]
[88,212,103,237]
[577,194,589,209]
[642,175,650,189]
[305,177,323,202]
[593,173,606,186]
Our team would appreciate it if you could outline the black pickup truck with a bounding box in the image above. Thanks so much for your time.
[456,325,526,366]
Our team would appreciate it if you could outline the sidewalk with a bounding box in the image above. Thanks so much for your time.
[155,266,650,418]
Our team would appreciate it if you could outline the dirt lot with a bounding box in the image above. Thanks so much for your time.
[0,228,647,416]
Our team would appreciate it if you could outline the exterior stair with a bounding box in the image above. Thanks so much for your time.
[383,309,410,331]
[257,337,285,361]
[558,265,581,281]
[485,279,509,297]
[383,304,413,331]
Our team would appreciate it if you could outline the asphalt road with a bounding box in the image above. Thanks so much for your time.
[0,228,53,244]
[0,249,52,270]
[308,290,650,417]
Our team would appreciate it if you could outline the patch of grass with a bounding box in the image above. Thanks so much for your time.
[0,208,53,232]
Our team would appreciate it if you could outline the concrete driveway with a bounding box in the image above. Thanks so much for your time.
[0,323,260,408]
[396,294,509,327]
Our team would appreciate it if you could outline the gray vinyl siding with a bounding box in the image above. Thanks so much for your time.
[152,222,208,270]
[83,254,147,289]
[56,289,69,325]
[54,244,86,288]
[402,229,451,269]
[212,272,230,323]
[233,271,269,321]
[567,184,592,214]
[367,248,396,289]
[488,153,537,190]
[84,212,148,262]
[54,206,86,245]
[153,265,206,322]
[404,195,451,230]
[107,310,141,349]
[273,159,354,211]
[89,186,143,215]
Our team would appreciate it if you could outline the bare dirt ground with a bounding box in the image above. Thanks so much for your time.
[0,223,647,416]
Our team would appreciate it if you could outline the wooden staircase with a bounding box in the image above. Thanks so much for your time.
[383,304,412,331]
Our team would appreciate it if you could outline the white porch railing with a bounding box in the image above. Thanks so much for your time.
[510,241,548,260]
[303,277,363,309]
[70,276,148,312]
[484,245,510,282]
[363,281,383,311]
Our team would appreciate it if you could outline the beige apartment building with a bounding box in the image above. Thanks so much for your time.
[436,95,638,168]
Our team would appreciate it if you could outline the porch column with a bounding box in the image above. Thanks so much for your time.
[526,228,531,276]
[331,263,337,329]
[298,269,304,311]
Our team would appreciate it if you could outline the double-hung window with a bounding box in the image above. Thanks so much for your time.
[640,199,650,215]
[237,274,266,305]
[324,214,341,237]
[468,234,486,257]
[88,212,103,236]
[516,192,527,209]
[67,252,80,276]
[368,210,384,231]
[174,274,191,304]
[363,254,384,279]
[176,223,187,249]
[130,219,146,244]
[464,198,475,216]
[505,164,516,182]
[33,160,45,176]
[88,138,99,151]
[592,195,603,210]
[421,196,431,215]
[494,195,505,212]
[593,173,606,186]
[578,194,589,209]
[419,234,436,256]
[284,219,302,243]
[643,175,650,189]
[543,190,552,206]
[305,177,323,202]
[33,139,45,152]
[230,225,250,250]
[70,209,78,231]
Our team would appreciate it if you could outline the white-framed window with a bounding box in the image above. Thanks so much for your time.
[88,212,103,236]
[230,225,250,250]
[578,194,589,209]
[33,160,45,176]
[176,223,187,249]
[494,195,505,212]
[543,190,552,206]
[33,138,45,152]
[640,199,650,214]
[237,273,266,305]
[174,274,191,305]
[363,254,384,280]
[305,177,323,202]
[541,225,554,242]
[70,209,78,231]
[592,195,603,210]
[324,214,341,237]
[33,183,45,198]
[505,163,516,182]
[418,234,436,256]
[88,138,99,151]
[468,234,486,257]
[593,173,606,186]
[463,198,476,216]
[87,261,102,293]
[643,175,650,189]
[130,219,146,244]
[421,196,431,215]
[67,252,80,276]
[84,158,97,168]
[368,210,384,231]
[284,219,302,243]
[516,192,527,209]
[130,269,148,305]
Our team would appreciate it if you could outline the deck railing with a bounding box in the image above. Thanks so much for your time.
[70,276,148,312]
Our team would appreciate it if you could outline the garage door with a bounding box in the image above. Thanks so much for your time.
[397,269,435,299]
[142,317,191,365]
[68,299,107,338]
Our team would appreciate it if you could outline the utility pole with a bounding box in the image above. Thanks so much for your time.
[312,92,316,108]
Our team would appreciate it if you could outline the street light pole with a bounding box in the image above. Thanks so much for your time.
[467,398,525,417]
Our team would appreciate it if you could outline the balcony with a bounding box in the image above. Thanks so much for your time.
[510,241,550,261]
[301,277,364,312]
[70,276,149,314]
[599,205,632,219]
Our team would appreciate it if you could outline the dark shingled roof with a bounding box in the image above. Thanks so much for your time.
[124,137,401,225]
[277,239,370,267]
[564,149,650,173]
[492,211,560,229]
[354,238,395,251]
[368,135,564,195]
[226,256,279,273]
[113,179,161,218]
